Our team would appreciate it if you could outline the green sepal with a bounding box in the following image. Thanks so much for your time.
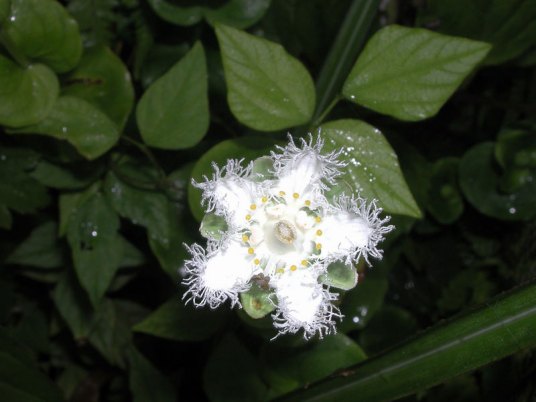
[319,261,358,291]
[241,282,276,319]
[199,213,228,241]
[250,156,275,181]
[324,178,353,201]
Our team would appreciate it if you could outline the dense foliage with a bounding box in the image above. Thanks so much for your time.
[0,0,535,401]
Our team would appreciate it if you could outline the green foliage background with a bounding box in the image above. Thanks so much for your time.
[0,0,535,401]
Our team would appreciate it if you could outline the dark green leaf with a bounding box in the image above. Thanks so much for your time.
[30,159,103,190]
[127,347,177,402]
[427,158,464,224]
[6,221,64,268]
[62,45,134,129]
[426,0,536,65]
[67,192,122,306]
[104,164,170,245]
[133,298,227,342]
[278,280,536,402]
[9,96,120,160]
[339,268,389,332]
[205,0,271,29]
[137,42,209,150]
[145,0,203,26]
[66,0,117,46]
[321,119,421,218]
[188,136,280,221]
[3,0,82,73]
[0,54,59,128]
[87,299,143,368]
[0,205,12,229]
[53,271,93,339]
[0,147,50,214]
[459,142,536,221]
[58,182,100,236]
[241,283,276,319]
[342,25,491,121]
[216,24,315,131]
[358,305,418,355]
[262,334,367,399]
[0,329,64,402]
[204,334,267,402]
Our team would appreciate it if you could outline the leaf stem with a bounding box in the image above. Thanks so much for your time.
[313,0,380,122]
[310,95,342,129]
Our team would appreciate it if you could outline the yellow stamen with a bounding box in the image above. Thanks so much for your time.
[276,268,284,274]
[279,190,286,196]
[242,234,249,242]
[261,196,268,203]
[245,214,251,221]
[305,200,311,206]
[250,204,257,210]
[315,216,322,223]
[301,260,308,266]
[290,265,297,271]
[254,258,260,265]
[316,229,323,236]
[293,192,299,199]
[248,247,254,255]
[316,243,322,250]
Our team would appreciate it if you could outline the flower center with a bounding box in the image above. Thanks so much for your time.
[274,220,297,245]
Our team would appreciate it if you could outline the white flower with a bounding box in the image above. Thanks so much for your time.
[183,135,394,339]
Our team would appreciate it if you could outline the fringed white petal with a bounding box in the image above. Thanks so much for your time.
[193,159,262,228]
[271,134,346,198]
[182,241,253,309]
[320,194,394,265]
[271,268,341,339]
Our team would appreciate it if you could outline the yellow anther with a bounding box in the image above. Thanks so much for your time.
[290,265,297,271]
[245,214,252,221]
[316,243,322,250]
[293,192,299,199]
[279,191,286,196]
[315,216,322,223]
[254,258,260,265]
[301,260,308,266]
[316,229,323,236]
[250,204,257,210]
[276,268,285,274]
[305,200,311,206]
[261,196,268,203]
[248,247,254,255]
[242,234,249,242]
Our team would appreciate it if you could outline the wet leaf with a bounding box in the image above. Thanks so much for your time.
[216,24,315,131]
[9,96,120,160]
[3,0,82,73]
[321,119,421,218]
[0,55,59,128]
[343,25,490,121]
[137,42,209,150]
[62,45,134,129]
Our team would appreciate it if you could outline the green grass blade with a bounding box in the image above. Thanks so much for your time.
[277,279,536,402]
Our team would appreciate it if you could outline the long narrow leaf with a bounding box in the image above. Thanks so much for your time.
[313,0,380,122]
[277,280,536,402]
